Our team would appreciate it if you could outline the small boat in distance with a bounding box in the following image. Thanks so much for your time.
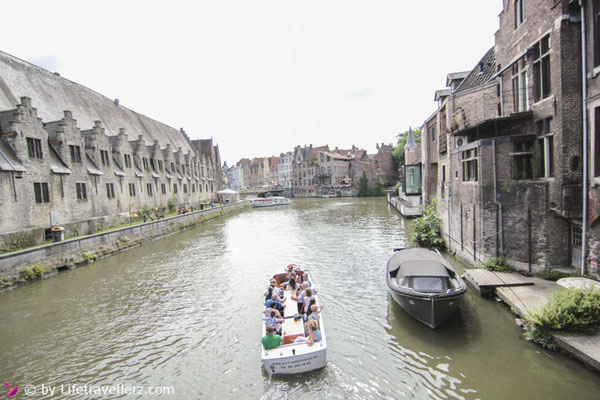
[251,196,290,208]
[386,248,467,329]
[261,267,327,375]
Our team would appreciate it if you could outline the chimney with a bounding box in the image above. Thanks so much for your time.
[114,99,119,106]
[53,72,60,76]
[63,110,72,119]
[20,96,32,108]
[94,120,102,128]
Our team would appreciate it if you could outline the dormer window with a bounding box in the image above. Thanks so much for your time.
[515,0,525,29]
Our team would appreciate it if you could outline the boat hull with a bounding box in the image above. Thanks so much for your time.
[262,346,327,375]
[389,289,464,329]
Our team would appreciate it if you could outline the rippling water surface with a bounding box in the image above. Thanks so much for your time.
[1,198,599,399]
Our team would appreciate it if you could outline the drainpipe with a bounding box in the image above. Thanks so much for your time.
[492,139,504,256]
[580,0,589,275]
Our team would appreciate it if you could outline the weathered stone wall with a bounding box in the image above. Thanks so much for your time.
[0,97,222,250]
[0,201,250,290]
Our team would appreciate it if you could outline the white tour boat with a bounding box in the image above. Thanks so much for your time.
[261,267,327,375]
[251,196,290,208]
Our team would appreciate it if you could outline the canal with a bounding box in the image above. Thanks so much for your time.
[0,198,598,399]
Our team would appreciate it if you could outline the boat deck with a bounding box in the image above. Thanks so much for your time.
[463,269,535,296]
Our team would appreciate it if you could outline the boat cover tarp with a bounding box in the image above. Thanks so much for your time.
[399,261,450,277]
[387,248,453,277]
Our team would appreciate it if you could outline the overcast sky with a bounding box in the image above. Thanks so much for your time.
[1,1,501,165]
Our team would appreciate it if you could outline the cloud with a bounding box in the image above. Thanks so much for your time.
[26,55,60,72]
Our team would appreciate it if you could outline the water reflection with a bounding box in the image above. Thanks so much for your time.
[0,198,599,400]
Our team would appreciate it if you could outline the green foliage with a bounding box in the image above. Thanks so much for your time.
[412,201,445,250]
[392,127,422,165]
[167,197,177,212]
[524,325,557,350]
[3,231,40,252]
[17,263,52,282]
[482,257,514,273]
[307,154,318,166]
[393,181,402,191]
[358,171,369,197]
[372,177,385,196]
[140,205,150,216]
[528,288,600,334]
[537,269,574,281]
[336,191,342,197]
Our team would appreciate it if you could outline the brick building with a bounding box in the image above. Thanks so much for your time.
[421,0,598,275]
[0,51,223,251]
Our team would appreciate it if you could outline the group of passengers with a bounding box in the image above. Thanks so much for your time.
[261,265,323,349]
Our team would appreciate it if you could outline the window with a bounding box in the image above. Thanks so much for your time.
[512,140,534,180]
[129,183,136,196]
[106,183,115,199]
[192,184,196,193]
[173,184,178,194]
[462,148,478,182]
[171,162,175,173]
[143,157,149,170]
[34,182,49,203]
[161,183,167,194]
[515,0,525,29]
[100,150,110,166]
[511,58,529,112]
[533,35,551,101]
[199,183,203,192]
[76,182,87,200]
[536,117,554,178]
[158,160,163,171]
[183,184,188,193]
[594,0,600,67]
[150,159,155,170]
[70,145,81,162]
[431,125,437,142]
[124,154,132,168]
[147,183,153,196]
[439,109,447,153]
[572,224,582,247]
[27,138,42,159]
[595,107,600,178]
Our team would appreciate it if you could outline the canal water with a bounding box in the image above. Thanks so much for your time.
[0,198,598,399]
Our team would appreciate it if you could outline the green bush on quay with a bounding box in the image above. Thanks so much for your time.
[412,201,445,250]
[482,257,514,273]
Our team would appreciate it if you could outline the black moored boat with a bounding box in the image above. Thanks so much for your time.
[386,248,467,329]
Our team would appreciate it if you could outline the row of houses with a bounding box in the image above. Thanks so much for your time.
[0,51,223,251]
[225,143,395,196]
[412,0,599,276]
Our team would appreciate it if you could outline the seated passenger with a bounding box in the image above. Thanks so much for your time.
[307,304,324,326]
[263,307,283,319]
[293,282,309,312]
[305,299,317,318]
[295,319,321,346]
[301,288,315,314]
[265,286,274,301]
[263,310,284,334]
[265,294,286,317]
[285,277,299,294]
[261,325,282,349]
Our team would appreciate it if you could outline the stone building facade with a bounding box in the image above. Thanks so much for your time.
[278,151,293,188]
[420,0,598,275]
[0,51,223,251]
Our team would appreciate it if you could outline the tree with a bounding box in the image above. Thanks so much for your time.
[392,127,422,165]
[372,177,384,196]
[358,171,369,197]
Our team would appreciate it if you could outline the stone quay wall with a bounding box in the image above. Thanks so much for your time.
[0,201,250,290]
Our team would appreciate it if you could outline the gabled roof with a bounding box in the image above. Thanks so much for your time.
[0,51,193,153]
[0,138,26,172]
[434,89,451,102]
[455,47,496,94]
[446,71,470,86]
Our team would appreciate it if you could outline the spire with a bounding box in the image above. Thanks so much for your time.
[405,126,417,148]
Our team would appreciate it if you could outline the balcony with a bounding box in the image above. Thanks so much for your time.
[451,87,534,137]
